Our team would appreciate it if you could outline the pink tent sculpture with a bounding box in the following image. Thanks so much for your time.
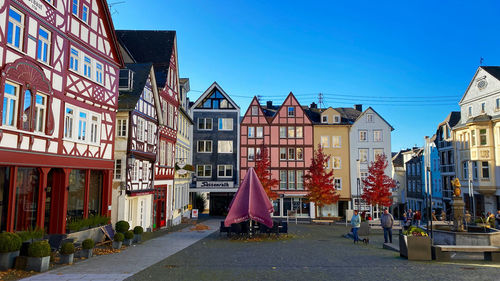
[224,167,274,228]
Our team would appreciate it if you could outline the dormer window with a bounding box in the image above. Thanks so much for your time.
[334,115,340,123]
[321,115,328,123]
[288,107,295,117]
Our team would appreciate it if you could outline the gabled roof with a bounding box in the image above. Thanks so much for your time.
[304,106,361,125]
[115,30,176,88]
[459,66,500,105]
[98,0,124,68]
[355,107,394,131]
[190,81,240,110]
[118,63,154,111]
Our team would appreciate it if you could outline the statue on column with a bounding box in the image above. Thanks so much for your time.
[451,178,465,232]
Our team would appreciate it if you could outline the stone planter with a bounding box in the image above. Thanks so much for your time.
[124,239,133,246]
[112,241,122,249]
[0,251,20,270]
[59,253,74,264]
[134,234,142,243]
[399,233,432,261]
[26,256,50,272]
[81,249,92,259]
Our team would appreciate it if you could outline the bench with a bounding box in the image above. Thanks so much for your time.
[312,219,335,225]
[432,245,500,262]
[287,211,298,225]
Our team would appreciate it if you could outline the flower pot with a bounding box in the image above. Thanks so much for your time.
[134,234,142,243]
[81,249,92,259]
[0,251,19,270]
[59,253,74,264]
[26,256,50,272]
[112,241,122,249]
[399,233,431,261]
[124,239,133,246]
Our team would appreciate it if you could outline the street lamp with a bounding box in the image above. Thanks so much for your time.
[356,159,361,212]
[467,160,475,220]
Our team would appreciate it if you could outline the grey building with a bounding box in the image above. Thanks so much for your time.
[189,82,240,216]
[404,148,424,213]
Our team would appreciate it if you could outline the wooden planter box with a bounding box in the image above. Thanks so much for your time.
[399,233,432,261]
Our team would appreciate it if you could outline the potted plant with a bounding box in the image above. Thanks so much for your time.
[399,226,431,261]
[18,228,45,256]
[26,240,51,272]
[124,231,134,246]
[133,226,144,243]
[0,232,22,270]
[113,233,124,249]
[81,239,94,258]
[115,220,130,233]
[59,242,75,264]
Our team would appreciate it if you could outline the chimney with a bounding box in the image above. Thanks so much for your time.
[266,101,273,108]
[310,102,317,109]
[354,104,362,112]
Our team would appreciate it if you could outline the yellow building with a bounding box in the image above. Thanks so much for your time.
[309,106,356,218]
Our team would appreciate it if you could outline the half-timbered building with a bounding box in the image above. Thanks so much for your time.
[111,63,161,230]
[116,30,179,229]
[0,0,123,234]
[240,93,314,218]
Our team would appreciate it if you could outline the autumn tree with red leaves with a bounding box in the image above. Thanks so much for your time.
[361,154,395,207]
[255,146,279,200]
[304,145,340,218]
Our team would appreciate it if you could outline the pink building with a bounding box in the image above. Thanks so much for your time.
[240,93,314,218]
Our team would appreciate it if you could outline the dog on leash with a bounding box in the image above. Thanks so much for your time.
[362,238,369,244]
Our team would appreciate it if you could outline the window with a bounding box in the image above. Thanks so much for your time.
[288,170,295,189]
[70,48,79,71]
[137,118,144,141]
[481,162,489,179]
[296,127,303,138]
[256,127,263,138]
[166,142,173,167]
[496,98,500,110]
[280,127,287,138]
[147,122,153,143]
[142,162,149,181]
[468,106,472,116]
[481,103,485,113]
[462,162,468,180]
[198,118,212,130]
[37,27,51,64]
[334,115,340,123]
[359,130,367,141]
[2,82,18,127]
[218,118,233,130]
[7,8,24,49]
[367,114,373,123]
[479,129,487,145]
[82,5,89,23]
[322,115,328,123]
[114,159,122,180]
[248,127,255,138]
[288,127,295,138]
[78,112,87,141]
[159,141,166,165]
[334,178,342,190]
[64,107,74,138]
[374,149,384,160]
[332,136,341,148]
[251,106,259,115]
[321,136,329,147]
[197,165,211,177]
[297,170,304,190]
[90,115,99,143]
[288,107,295,117]
[359,149,368,163]
[288,148,295,160]
[471,130,476,146]
[168,104,174,128]
[95,63,103,84]
[248,147,255,161]
[197,140,212,153]
[280,171,287,189]
[218,165,233,178]
[72,0,79,16]
[332,157,341,169]
[117,119,127,137]
[255,147,262,160]
[373,130,382,142]
[280,148,287,160]
[296,148,303,160]
[218,140,233,153]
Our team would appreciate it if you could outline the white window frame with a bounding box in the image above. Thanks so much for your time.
[256,127,263,138]
[288,148,295,160]
[280,126,286,138]
[296,170,304,190]
[2,82,18,127]
[322,115,328,123]
[83,55,92,79]
[37,26,51,64]
[198,118,212,130]
[197,140,212,153]
[321,136,329,148]
[359,130,368,142]
[280,148,286,160]
[82,4,89,23]
[334,178,342,190]
[197,165,212,178]
[332,136,341,148]
[251,106,258,115]
[296,147,303,161]
[332,156,341,169]
[70,47,79,72]
[142,161,149,181]
[334,115,340,123]
[77,111,87,141]
[95,62,104,84]
[114,159,122,180]
[89,114,100,143]
[248,127,255,138]
[117,119,127,137]
[137,117,144,141]
[148,122,154,143]
[168,104,174,128]
[218,118,233,131]
[373,130,382,142]
[366,114,373,123]
[288,106,295,117]
[72,0,79,16]
[280,170,287,189]
[296,126,303,138]
[160,141,166,165]
[374,149,384,160]
[359,149,368,163]
[248,147,255,161]
[288,126,295,138]
[217,140,233,153]
[217,165,233,178]
[7,7,24,50]
[288,170,295,189]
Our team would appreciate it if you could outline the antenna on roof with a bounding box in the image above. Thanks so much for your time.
[318,93,325,109]
[480,57,484,66]
[257,95,262,104]
[109,1,126,15]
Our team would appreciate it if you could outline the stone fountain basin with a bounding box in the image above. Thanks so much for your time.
[431,226,500,246]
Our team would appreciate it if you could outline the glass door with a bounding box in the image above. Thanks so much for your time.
[0,167,10,232]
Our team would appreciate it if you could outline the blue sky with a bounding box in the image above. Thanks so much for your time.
[111,0,500,152]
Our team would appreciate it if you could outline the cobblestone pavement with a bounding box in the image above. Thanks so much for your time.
[20,220,220,281]
[128,222,500,281]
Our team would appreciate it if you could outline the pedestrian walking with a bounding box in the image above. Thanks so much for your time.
[407,209,413,225]
[414,211,421,227]
[440,210,446,222]
[351,210,361,244]
[381,209,394,244]
[431,210,438,221]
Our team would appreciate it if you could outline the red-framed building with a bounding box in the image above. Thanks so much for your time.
[240,93,314,218]
[0,0,123,234]
[116,30,179,229]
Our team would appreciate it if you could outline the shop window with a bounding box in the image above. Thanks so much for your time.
[67,169,85,222]
[0,167,11,231]
[88,170,102,216]
[14,168,39,231]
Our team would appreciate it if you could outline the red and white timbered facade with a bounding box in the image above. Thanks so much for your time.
[0,0,123,234]
[240,93,314,218]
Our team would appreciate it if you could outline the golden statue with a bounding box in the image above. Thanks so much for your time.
[451,178,461,197]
